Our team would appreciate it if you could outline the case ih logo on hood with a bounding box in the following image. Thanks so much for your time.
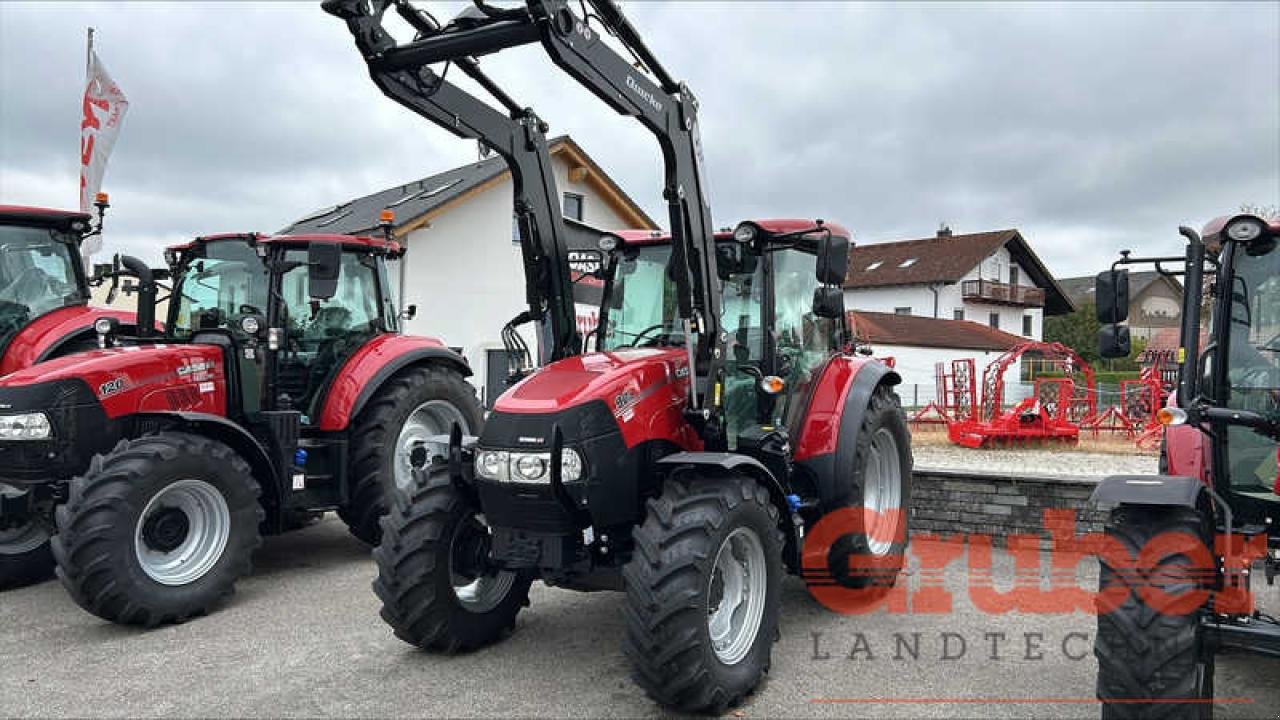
[99,377,126,397]
[626,75,663,114]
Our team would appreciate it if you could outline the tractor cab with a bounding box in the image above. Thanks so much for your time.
[595,220,851,449]
[160,232,401,424]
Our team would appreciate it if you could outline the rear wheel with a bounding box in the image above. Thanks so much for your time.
[341,365,482,545]
[0,484,54,590]
[52,433,263,626]
[1095,505,1215,719]
[825,385,913,589]
[373,466,532,651]
[623,472,783,714]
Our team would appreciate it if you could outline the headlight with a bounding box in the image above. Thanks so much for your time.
[474,448,583,484]
[240,315,261,335]
[93,317,117,335]
[733,222,757,244]
[0,413,52,440]
[1225,217,1266,242]
[598,234,620,252]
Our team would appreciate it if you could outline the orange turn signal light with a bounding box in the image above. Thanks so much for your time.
[759,375,786,395]
[1156,407,1188,426]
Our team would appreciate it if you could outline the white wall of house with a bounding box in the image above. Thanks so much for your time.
[845,245,1045,340]
[872,343,1025,409]
[395,155,641,405]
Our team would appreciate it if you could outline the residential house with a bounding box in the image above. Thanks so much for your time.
[282,136,659,405]
[1057,272,1184,342]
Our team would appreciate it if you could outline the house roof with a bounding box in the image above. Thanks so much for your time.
[280,136,658,236]
[843,228,1074,315]
[849,311,1028,352]
[1057,271,1183,310]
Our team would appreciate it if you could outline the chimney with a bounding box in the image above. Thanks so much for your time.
[937,223,953,238]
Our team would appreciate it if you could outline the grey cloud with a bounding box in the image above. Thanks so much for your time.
[1,1,1276,280]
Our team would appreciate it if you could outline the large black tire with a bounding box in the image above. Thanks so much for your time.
[52,433,263,627]
[1095,505,1215,719]
[340,365,482,545]
[0,487,54,590]
[825,385,913,589]
[623,472,784,714]
[373,466,532,652]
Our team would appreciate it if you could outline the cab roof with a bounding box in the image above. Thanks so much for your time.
[0,205,92,230]
[167,232,401,254]
[612,219,852,247]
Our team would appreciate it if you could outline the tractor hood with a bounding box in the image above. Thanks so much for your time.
[0,343,227,419]
[0,304,136,377]
[487,347,698,450]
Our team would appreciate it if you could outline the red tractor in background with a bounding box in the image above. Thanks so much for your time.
[0,196,136,376]
[0,226,483,623]
[1091,213,1280,717]
[329,0,912,712]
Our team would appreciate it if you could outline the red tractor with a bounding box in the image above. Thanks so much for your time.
[330,0,911,712]
[1092,213,1280,717]
[0,196,136,376]
[0,228,483,622]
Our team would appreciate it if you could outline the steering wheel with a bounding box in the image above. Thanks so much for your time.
[629,323,669,347]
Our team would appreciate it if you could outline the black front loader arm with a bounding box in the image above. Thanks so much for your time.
[325,0,726,440]
[324,0,581,365]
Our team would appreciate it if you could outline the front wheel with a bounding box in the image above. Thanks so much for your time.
[623,472,783,714]
[52,433,263,626]
[1094,504,1215,719]
[0,484,54,590]
[372,466,532,652]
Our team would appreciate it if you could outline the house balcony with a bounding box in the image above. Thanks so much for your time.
[961,279,1045,307]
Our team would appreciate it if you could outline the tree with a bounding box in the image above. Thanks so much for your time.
[1044,302,1102,365]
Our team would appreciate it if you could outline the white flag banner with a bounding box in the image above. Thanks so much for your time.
[79,49,128,255]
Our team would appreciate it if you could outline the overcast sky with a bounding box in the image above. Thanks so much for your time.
[1,1,1276,280]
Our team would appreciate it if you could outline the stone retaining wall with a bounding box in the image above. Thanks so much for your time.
[910,468,1111,544]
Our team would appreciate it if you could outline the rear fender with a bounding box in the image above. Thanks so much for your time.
[657,451,800,568]
[1089,474,1210,510]
[794,358,901,510]
[316,335,470,431]
[133,411,282,522]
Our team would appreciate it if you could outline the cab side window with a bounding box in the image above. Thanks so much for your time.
[773,248,839,428]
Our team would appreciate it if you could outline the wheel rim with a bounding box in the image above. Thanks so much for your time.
[395,400,470,491]
[448,513,516,613]
[707,526,768,665]
[863,427,902,557]
[134,479,231,586]
[0,484,48,555]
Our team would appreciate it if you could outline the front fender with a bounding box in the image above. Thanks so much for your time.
[137,411,281,507]
[1089,474,1209,509]
[316,334,470,431]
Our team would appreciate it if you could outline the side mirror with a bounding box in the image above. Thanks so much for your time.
[813,286,845,319]
[307,242,341,301]
[400,304,418,321]
[716,242,759,280]
[1099,323,1131,359]
[816,234,850,286]
[1095,269,1130,324]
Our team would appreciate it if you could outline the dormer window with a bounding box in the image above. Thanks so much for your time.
[865,261,883,271]
[898,258,918,268]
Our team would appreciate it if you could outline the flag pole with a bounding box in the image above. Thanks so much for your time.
[86,27,94,77]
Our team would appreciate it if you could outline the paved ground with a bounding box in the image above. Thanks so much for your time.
[2,518,1276,719]
[913,445,1158,478]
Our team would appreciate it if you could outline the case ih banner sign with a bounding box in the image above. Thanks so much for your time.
[79,47,128,254]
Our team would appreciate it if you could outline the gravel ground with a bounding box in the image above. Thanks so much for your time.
[912,445,1158,478]
[1,518,1277,719]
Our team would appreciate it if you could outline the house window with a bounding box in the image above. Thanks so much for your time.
[898,258,918,268]
[954,308,965,321]
[1010,266,1020,286]
[865,261,883,271]
[989,313,1000,330]
[1023,314,1033,336]
[563,192,584,221]
[894,307,912,316]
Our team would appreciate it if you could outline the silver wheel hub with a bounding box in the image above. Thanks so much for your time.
[448,513,516,613]
[863,427,903,557]
[134,478,230,586]
[707,526,768,665]
[0,484,48,555]
[395,400,470,491]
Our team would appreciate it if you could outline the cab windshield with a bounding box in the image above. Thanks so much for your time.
[169,240,269,339]
[600,244,681,350]
[1221,236,1280,500]
[0,224,83,342]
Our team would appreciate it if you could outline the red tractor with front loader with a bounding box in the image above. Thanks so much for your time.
[1091,213,1280,717]
[328,0,912,712]
[0,225,483,621]
[0,196,136,377]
